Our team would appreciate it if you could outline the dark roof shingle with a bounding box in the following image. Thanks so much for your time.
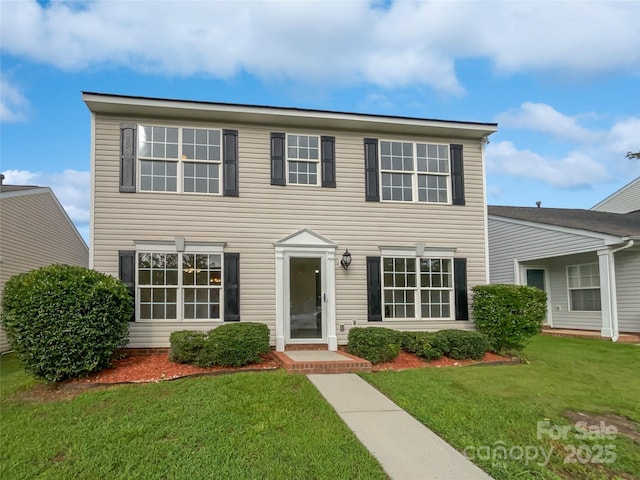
[488,206,640,237]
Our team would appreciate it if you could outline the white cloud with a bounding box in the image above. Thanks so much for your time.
[486,141,609,188]
[1,1,638,93]
[1,169,90,228]
[496,102,597,143]
[0,74,29,122]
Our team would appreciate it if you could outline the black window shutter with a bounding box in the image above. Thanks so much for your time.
[321,136,336,188]
[224,253,240,321]
[454,257,468,320]
[366,256,382,321]
[119,250,136,321]
[364,138,380,202]
[120,123,137,193]
[223,129,239,197]
[270,133,286,186]
[450,144,465,205]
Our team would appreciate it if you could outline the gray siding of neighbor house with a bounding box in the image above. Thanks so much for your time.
[93,114,488,348]
[488,217,606,284]
[538,252,602,331]
[591,178,640,214]
[0,189,89,352]
[615,247,640,333]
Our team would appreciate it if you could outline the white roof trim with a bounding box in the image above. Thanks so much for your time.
[488,214,626,245]
[82,92,498,139]
[274,228,337,247]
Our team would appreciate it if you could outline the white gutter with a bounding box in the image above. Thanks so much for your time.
[608,239,635,342]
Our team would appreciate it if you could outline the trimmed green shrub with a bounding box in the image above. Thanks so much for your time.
[401,331,443,361]
[203,322,271,367]
[432,329,489,360]
[347,327,402,364]
[169,330,208,364]
[1,264,132,382]
[472,284,546,353]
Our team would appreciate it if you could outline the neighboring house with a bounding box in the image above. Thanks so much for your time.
[591,176,640,214]
[488,186,640,339]
[83,92,497,351]
[0,178,89,352]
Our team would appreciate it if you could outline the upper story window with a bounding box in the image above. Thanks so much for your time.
[379,140,450,203]
[138,125,222,194]
[287,134,320,185]
[567,263,601,311]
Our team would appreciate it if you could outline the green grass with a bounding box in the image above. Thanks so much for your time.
[0,355,387,480]
[362,335,640,480]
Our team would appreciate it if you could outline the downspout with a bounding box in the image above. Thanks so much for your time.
[608,239,634,342]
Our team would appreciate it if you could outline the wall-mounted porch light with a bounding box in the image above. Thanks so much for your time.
[340,249,352,270]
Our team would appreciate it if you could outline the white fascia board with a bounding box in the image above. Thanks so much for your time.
[82,93,498,139]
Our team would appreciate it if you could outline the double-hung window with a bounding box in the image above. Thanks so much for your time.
[382,257,453,319]
[380,140,450,203]
[287,134,320,185]
[567,263,601,311]
[138,125,222,194]
[137,250,223,321]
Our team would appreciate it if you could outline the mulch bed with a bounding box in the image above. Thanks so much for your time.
[372,350,514,372]
[66,350,516,385]
[67,352,280,385]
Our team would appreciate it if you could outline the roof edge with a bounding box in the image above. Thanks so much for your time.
[81,91,498,135]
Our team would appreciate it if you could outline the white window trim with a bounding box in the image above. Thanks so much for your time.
[137,123,223,196]
[285,133,321,187]
[134,240,225,322]
[566,262,601,312]
[380,253,455,321]
[378,139,451,204]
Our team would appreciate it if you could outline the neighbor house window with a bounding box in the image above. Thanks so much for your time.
[138,125,221,194]
[137,251,222,321]
[382,257,453,319]
[567,263,601,311]
[287,134,320,185]
[380,141,450,203]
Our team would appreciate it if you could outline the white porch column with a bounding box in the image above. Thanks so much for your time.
[275,249,285,352]
[597,249,617,339]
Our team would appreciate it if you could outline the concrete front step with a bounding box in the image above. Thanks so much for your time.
[273,350,372,374]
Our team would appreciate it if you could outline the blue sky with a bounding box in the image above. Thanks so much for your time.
[1,0,639,242]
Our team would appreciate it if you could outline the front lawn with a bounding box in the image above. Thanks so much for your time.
[363,335,640,479]
[0,355,387,480]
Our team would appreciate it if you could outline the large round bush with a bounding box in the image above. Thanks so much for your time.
[1,264,132,382]
[472,284,546,353]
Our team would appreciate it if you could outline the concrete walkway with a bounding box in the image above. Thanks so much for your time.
[308,373,494,480]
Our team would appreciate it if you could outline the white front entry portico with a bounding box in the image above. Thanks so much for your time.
[274,228,337,352]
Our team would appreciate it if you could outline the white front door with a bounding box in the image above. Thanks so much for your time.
[287,255,325,343]
[274,228,337,351]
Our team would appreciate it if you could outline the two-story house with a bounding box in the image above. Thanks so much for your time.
[83,92,497,351]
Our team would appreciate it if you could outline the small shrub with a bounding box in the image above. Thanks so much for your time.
[1,264,132,382]
[472,284,546,353]
[433,329,488,360]
[401,332,443,361]
[347,327,402,364]
[203,322,271,367]
[169,331,208,364]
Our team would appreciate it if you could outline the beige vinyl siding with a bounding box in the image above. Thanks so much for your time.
[591,178,640,214]
[0,190,89,352]
[93,115,488,348]
[488,217,606,284]
[615,248,640,333]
